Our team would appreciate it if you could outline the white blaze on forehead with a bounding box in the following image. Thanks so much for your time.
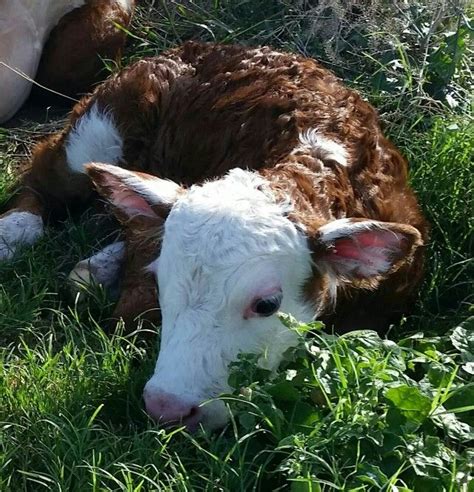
[156,169,312,311]
[66,103,123,173]
[161,169,301,267]
[295,128,349,167]
[0,211,44,260]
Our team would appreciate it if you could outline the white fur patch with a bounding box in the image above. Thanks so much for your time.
[0,211,43,260]
[318,218,374,241]
[296,128,349,167]
[115,0,134,11]
[66,103,123,173]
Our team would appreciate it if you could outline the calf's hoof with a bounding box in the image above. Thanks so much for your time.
[68,240,126,298]
[0,210,44,261]
[68,259,96,293]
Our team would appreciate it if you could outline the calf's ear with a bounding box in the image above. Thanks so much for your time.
[85,162,182,224]
[310,218,423,281]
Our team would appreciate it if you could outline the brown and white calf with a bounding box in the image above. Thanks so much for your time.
[0,43,429,430]
[0,0,135,123]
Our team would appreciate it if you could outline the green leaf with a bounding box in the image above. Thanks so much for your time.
[279,313,324,334]
[267,381,301,402]
[356,463,389,488]
[238,412,257,430]
[385,386,432,424]
[431,408,474,442]
[289,401,320,429]
[445,384,474,426]
[451,318,474,363]
[291,479,322,492]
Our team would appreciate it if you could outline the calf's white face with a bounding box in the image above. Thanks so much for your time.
[86,163,422,431]
[144,170,313,430]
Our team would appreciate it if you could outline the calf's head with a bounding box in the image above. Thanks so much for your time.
[87,163,422,431]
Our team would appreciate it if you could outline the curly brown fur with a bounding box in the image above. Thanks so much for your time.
[2,42,429,332]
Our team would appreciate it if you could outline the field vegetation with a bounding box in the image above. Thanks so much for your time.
[0,1,473,490]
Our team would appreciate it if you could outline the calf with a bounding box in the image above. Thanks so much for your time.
[0,0,135,123]
[0,43,428,430]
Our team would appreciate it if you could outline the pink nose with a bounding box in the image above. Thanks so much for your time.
[143,389,201,430]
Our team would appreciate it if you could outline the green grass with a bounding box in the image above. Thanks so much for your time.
[1,1,473,490]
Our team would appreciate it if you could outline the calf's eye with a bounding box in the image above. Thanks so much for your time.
[252,293,282,317]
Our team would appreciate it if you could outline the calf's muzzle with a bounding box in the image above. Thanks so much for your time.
[143,388,202,431]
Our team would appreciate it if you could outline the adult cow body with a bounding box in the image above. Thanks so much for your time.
[0,0,135,123]
[0,42,428,430]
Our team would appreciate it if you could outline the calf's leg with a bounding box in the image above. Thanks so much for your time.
[0,95,127,260]
[68,240,126,293]
[0,199,44,261]
[0,131,94,260]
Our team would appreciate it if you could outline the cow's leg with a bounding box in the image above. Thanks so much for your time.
[68,240,126,293]
[0,158,48,259]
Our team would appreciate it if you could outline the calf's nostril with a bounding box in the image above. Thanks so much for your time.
[188,406,198,418]
[180,405,202,432]
[143,390,201,429]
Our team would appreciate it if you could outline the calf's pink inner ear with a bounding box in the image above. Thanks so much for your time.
[111,187,158,219]
[85,162,181,221]
[315,220,422,279]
